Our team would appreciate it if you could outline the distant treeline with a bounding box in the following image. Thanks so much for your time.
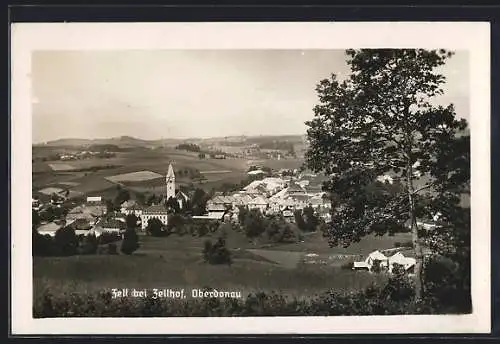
[175,143,202,153]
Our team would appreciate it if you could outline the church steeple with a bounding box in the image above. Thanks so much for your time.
[167,163,175,179]
[166,163,175,200]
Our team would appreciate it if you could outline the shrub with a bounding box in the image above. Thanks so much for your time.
[121,229,140,255]
[146,218,168,237]
[202,238,232,265]
[394,242,401,248]
[79,233,98,255]
[98,232,121,245]
[107,243,118,255]
[341,261,354,270]
[33,279,471,318]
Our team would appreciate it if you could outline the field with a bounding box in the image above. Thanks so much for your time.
[32,145,303,197]
[33,230,407,301]
[105,170,163,183]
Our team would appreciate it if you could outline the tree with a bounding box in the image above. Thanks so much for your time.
[54,226,79,256]
[294,210,307,231]
[121,229,140,255]
[242,208,266,238]
[191,188,209,216]
[33,228,54,256]
[304,49,469,301]
[203,238,232,265]
[166,197,180,214]
[302,206,320,232]
[32,209,41,229]
[135,192,146,205]
[125,214,139,230]
[146,217,167,237]
[79,233,98,255]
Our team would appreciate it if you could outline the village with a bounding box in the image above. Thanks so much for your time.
[33,160,428,276]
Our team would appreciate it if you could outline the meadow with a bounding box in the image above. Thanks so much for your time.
[33,229,406,302]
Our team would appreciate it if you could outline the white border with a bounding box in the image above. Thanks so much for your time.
[11,22,491,335]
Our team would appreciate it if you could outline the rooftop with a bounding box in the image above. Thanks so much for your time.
[143,204,168,214]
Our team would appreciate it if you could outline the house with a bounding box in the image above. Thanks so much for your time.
[282,206,295,223]
[66,204,106,225]
[207,203,227,218]
[247,169,265,176]
[248,196,268,213]
[140,204,169,231]
[69,218,93,236]
[86,196,102,203]
[121,201,144,217]
[352,261,370,271]
[364,250,389,271]
[95,218,127,235]
[36,222,63,237]
[388,252,417,274]
[175,191,190,210]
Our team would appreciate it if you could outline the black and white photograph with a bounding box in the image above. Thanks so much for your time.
[10,22,491,334]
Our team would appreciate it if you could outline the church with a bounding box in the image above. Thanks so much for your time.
[140,163,189,230]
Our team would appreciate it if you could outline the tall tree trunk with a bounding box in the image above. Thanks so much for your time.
[407,159,424,301]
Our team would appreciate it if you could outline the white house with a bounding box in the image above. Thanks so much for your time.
[364,250,389,271]
[86,196,102,203]
[140,204,169,231]
[388,252,417,273]
[353,261,370,271]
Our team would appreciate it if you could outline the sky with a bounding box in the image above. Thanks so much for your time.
[31,50,469,143]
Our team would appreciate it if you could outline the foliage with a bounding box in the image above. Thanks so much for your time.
[175,143,201,152]
[33,278,470,318]
[121,229,140,255]
[264,214,297,243]
[202,238,232,265]
[294,210,306,231]
[32,209,41,229]
[32,229,54,257]
[146,218,168,237]
[98,232,122,245]
[79,233,98,255]
[166,214,186,234]
[242,208,267,238]
[341,260,354,270]
[125,214,139,230]
[165,197,181,214]
[304,49,470,300]
[53,226,79,256]
[114,188,131,208]
[190,188,210,216]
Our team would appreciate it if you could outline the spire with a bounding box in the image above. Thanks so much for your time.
[167,163,175,178]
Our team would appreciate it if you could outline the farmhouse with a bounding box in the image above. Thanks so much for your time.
[388,252,416,274]
[66,204,106,225]
[364,250,389,271]
[140,204,169,231]
[95,218,126,235]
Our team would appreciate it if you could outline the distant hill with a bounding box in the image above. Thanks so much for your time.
[36,134,306,148]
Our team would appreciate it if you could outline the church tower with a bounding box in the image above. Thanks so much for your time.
[166,163,175,200]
